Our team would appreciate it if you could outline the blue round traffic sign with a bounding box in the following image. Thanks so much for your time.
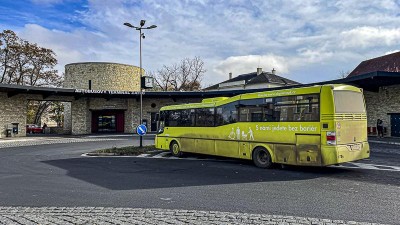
[136,124,147,136]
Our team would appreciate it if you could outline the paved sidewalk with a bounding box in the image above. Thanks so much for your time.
[0,136,124,149]
[0,207,387,225]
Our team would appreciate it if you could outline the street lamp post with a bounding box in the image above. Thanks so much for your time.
[124,20,157,147]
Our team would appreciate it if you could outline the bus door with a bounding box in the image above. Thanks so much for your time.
[295,134,321,165]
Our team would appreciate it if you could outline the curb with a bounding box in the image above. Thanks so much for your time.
[84,153,119,156]
[83,149,160,157]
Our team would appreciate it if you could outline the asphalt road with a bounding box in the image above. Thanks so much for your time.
[0,135,399,224]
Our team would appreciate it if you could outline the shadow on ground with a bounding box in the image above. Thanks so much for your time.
[42,154,399,191]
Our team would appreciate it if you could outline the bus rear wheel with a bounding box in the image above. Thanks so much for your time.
[252,147,273,169]
[170,141,183,157]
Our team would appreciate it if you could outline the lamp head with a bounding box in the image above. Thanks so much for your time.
[140,20,146,27]
[123,22,134,28]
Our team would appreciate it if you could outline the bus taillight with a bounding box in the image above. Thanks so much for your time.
[327,131,336,145]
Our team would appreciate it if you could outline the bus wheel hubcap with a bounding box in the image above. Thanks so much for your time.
[173,144,179,154]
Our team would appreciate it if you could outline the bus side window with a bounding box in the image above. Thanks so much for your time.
[216,107,224,126]
[169,110,180,127]
[263,103,275,121]
[195,108,215,127]
[215,102,238,126]
[161,111,169,127]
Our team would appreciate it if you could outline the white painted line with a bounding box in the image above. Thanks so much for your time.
[168,156,181,160]
[351,163,377,170]
[136,154,150,158]
[152,152,170,158]
[332,162,400,172]
[352,162,400,171]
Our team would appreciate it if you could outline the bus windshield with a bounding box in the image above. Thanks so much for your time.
[333,90,366,113]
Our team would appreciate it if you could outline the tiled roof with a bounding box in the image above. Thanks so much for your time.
[246,72,301,85]
[348,51,400,77]
[204,73,258,90]
[204,71,301,90]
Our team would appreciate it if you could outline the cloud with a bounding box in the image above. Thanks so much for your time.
[340,27,400,49]
[385,50,400,55]
[4,0,400,85]
[19,24,110,74]
[214,55,289,78]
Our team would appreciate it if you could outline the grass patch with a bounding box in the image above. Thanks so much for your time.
[92,145,157,156]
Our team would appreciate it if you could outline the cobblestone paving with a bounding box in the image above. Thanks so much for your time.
[0,207,387,225]
[0,137,123,149]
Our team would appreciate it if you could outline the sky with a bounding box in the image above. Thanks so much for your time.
[1,0,400,87]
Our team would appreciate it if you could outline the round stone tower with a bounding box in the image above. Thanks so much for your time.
[64,62,143,91]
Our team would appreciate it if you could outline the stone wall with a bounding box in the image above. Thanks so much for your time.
[63,102,72,134]
[364,84,400,136]
[64,62,142,92]
[88,98,128,110]
[66,96,202,135]
[0,93,27,138]
[71,98,91,135]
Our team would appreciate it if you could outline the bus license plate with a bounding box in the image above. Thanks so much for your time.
[351,144,361,150]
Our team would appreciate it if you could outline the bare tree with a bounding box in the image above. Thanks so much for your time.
[153,56,206,91]
[338,70,351,79]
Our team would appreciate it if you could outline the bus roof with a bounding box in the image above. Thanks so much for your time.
[159,84,361,111]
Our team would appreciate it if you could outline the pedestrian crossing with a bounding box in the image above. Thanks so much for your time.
[85,150,400,172]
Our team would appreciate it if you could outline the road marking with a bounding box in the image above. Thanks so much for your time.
[331,162,400,172]
[152,152,170,158]
[83,151,400,172]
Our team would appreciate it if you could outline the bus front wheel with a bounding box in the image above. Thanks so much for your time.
[170,141,183,157]
[252,147,273,169]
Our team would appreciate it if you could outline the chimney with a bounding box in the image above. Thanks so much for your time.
[229,72,232,80]
[257,67,263,75]
[272,68,276,74]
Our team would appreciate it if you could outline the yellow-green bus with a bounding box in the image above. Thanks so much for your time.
[155,84,370,168]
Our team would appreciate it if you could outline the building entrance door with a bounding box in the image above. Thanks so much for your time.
[150,112,158,132]
[92,110,125,133]
[390,114,400,137]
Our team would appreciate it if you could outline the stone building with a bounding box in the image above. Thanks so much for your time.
[2,53,400,138]
[346,51,400,137]
[0,62,249,137]
[63,62,142,134]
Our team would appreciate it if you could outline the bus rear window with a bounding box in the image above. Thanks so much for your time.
[333,91,365,113]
